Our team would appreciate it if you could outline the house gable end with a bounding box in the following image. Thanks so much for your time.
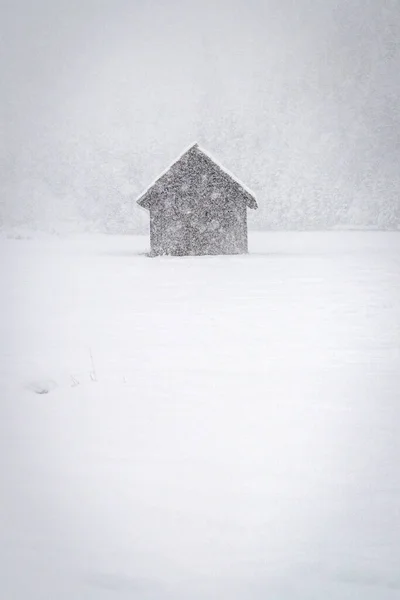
[136,143,257,211]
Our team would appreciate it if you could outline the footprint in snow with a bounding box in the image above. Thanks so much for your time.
[26,380,58,395]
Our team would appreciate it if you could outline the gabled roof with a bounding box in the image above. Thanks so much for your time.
[136,143,257,210]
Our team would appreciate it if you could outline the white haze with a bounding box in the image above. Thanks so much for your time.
[1,0,400,233]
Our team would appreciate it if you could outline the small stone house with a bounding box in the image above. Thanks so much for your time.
[136,143,257,256]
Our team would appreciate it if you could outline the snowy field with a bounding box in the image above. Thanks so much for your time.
[1,231,400,599]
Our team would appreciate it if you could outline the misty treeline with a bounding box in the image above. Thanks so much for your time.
[1,0,399,234]
[1,137,399,234]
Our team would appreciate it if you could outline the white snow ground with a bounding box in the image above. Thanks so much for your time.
[1,231,400,599]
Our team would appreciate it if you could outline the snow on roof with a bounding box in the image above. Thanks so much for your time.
[136,141,199,206]
[196,144,256,200]
[136,142,257,209]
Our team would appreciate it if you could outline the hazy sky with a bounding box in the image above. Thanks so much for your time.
[1,0,400,230]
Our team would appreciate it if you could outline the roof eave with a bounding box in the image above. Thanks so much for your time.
[137,195,151,210]
[247,197,258,209]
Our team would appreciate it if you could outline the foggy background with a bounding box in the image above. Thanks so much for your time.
[1,0,400,234]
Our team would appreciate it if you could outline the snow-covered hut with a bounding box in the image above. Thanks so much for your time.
[136,143,257,256]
